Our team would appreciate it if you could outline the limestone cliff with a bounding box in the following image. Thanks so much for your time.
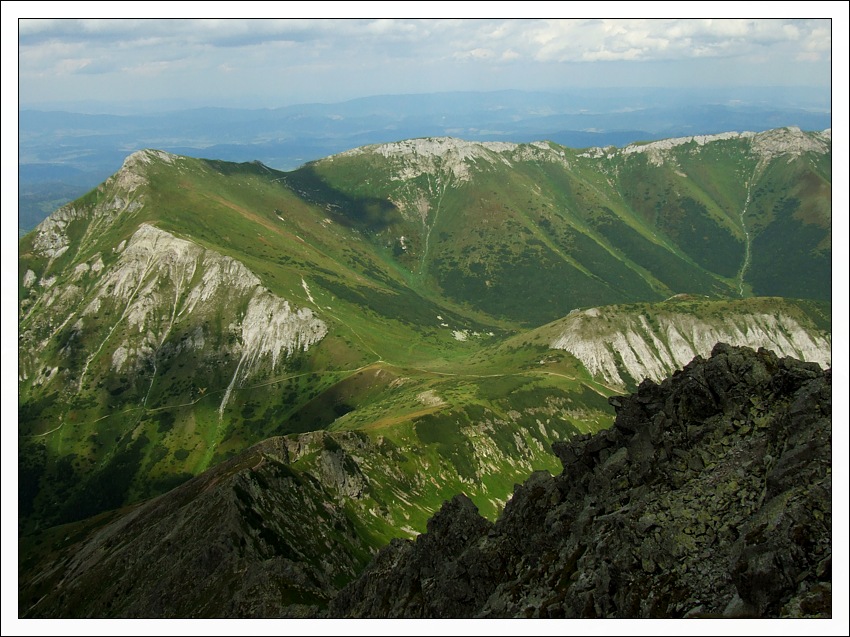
[20,221,326,415]
[548,299,830,389]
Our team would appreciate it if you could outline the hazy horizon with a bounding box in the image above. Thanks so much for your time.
[16,83,835,117]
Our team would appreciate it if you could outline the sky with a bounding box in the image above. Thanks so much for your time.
[7,10,843,112]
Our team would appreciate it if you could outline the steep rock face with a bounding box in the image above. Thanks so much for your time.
[331,344,831,619]
[28,149,169,263]
[20,221,326,414]
[549,301,831,388]
[328,494,494,618]
[18,153,329,530]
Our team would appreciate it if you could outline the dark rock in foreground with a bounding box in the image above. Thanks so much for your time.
[18,437,374,618]
[330,344,832,618]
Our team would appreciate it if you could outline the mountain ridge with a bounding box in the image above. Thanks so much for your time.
[546,297,831,389]
[18,127,832,580]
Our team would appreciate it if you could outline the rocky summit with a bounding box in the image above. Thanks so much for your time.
[330,344,832,619]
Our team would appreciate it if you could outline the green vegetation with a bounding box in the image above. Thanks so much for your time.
[18,133,832,547]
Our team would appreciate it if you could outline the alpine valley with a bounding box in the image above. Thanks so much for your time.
[18,126,832,618]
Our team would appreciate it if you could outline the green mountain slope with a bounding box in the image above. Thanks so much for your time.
[301,127,831,322]
[18,128,831,544]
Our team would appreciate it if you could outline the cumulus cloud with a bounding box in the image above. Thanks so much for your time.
[14,17,834,107]
[512,19,831,63]
[18,18,832,69]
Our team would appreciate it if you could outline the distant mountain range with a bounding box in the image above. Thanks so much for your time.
[18,87,831,234]
[18,126,831,617]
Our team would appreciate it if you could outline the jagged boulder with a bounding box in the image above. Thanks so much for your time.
[331,344,832,618]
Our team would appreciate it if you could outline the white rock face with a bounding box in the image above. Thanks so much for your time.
[100,223,326,365]
[580,127,830,167]
[749,126,831,163]
[219,290,327,417]
[239,293,327,371]
[336,137,515,182]
[29,150,173,269]
[32,204,87,260]
[21,222,327,412]
[332,137,568,183]
[550,306,831,388]
[22,270,37,288]
[112,149,176,193]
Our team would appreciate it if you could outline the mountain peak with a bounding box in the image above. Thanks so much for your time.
[750,126,831,162]
[580,126,830,166]
[122,147,178,169]
[27,150,175,262]
[329,137,516,182]
[327,137,570,183]
[113,148,178,193]
[338,136,518,159]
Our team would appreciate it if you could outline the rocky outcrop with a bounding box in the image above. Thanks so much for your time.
[331,137,569,183]
[20,222,326,411]
[329,494,494,618]
[589,127,830,166]
[28,149,170,267]
[330,344,832,618]
[549,300,831,388]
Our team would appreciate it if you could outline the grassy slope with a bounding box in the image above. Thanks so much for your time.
[18,135,831,539]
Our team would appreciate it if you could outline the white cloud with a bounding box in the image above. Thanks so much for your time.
[515,18,831,64]
[455,47,496,61]
[12,16,836,107]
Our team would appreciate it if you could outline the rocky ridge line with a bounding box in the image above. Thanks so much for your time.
[331,137,568,182]
[549,302,831,388]
[20,222,327,412]
[330,343,832,619]
[579,126,830,166]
